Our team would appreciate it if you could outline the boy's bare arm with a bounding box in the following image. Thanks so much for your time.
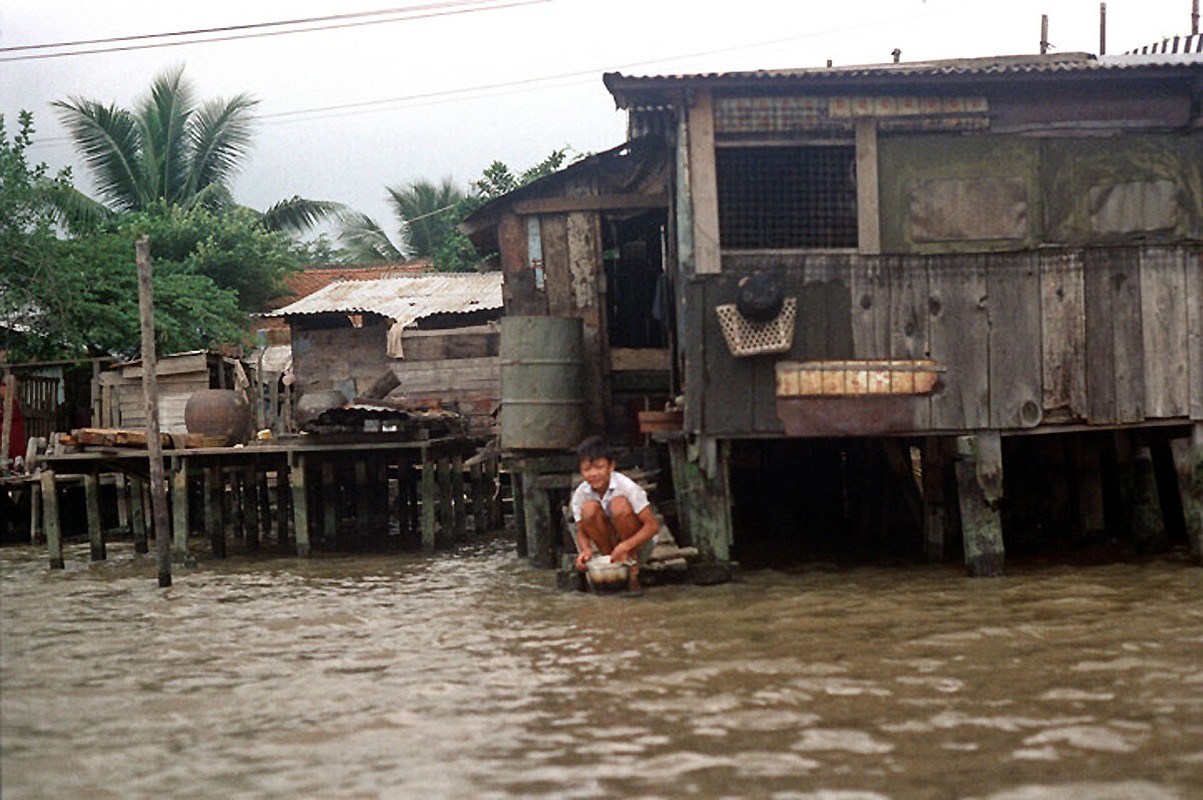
[611,506,660,564]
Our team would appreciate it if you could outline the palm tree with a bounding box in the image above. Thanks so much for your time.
[52,65,340,234]
[338,177,465,262]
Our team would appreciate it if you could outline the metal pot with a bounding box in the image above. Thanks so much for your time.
[585,555,631,591]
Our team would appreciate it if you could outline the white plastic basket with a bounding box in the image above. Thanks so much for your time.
[715,297,797,357]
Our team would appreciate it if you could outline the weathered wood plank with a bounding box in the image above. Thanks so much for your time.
[955,432,1005,577]
[988,252,1043,429]
[41,470,64,569]
[1139,248,1189,418]
[1040,250,1088,419]
[688,89,721,275]
[1084,249,1117,423]
[929,255,990,430]
[855,118,881,255]
[848,257,890,359]
[1108,249,1146,423]
[1189,253,1203,421]
[539,214,572,317]
[290,453,310,557]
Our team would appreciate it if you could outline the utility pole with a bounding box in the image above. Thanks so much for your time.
[1041,14,1050,54]
[136,236,172,588]
[1100,3,1107,55]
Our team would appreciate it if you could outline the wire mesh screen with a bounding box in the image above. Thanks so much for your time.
[716,146,858,249]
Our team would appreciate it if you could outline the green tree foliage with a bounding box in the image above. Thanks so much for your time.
[52,65,340,235]
[341,149,572,272]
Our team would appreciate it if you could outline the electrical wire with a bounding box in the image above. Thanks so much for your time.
[0,0,548,63]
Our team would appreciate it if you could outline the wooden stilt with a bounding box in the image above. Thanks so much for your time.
[228,468,245,544]
[321,461,338,549]
[1069,433,1106,542]
[451,454,466,542]
[1129,443,1166,552]
[84,473,105,562]
[275,463,291,550]
[258,471,273,544]
[355,459,370,546]
[1178,424,1203,562]
[512,471,528,559]
[1150,440,1187,544]
[205,466,225,558]
[520,468,555,568]
[667,436,733,563]
[291,452,310,557]
[243,465,259,551]
[470,462,489,534]
[171,457,190,562]
[130,477,148,553]
[922,438,950,561]
[420,453,437,553]
[114,474,129,532]
[954,432,1005,577]
[437,457,454,549]
[41,469,63,569]
[489,458,503,531]
[30,478,43,545]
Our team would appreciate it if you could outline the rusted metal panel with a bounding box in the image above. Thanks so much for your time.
[776,395,929,436]
[910,177,1028,242]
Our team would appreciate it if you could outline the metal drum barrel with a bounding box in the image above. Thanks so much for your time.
[500,317,585,450]
[184,389,251,446]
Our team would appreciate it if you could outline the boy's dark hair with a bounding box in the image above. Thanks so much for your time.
[576,435,612,463]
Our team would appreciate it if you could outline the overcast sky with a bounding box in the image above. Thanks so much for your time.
[1,0,1195,244]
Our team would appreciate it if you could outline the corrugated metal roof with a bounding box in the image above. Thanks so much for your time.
[604,51,1203,104]
[261,272,503,329]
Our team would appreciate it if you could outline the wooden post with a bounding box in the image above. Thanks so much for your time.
[512,471,528,559]
[1130,444,1167,552]
[171,456,190,562]
[136,236,171,587]
[275,462,290,551]
[243,465,259,551]
[29,477,43,546]
[667,437,733,563]
[258,471,273,544]
[520,468,555,568]
[1069,433,1106,542]
[420,452,437,553]
[954,433,1005,577]
[41,470,63,569]
[322,460,339,549]
[451,454,466,542]
[471,461,489,534]
[205,465,225,558]
[355,459,370,546]
[1179,424,1203,562]
[922,437,949,561]
[130,477,148,553]
[1,370,14,472]
[114,474,130,532]
[437,456,454,549]
[84,473,105,561]
[290,452,310,556]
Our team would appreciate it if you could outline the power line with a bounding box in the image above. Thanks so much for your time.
[0,1,499,52]
[0,0,548,63]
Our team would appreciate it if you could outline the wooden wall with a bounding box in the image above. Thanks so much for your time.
[684,245,1202,436]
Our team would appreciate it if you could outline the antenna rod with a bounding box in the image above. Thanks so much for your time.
[1040,14,1049,53]
[1099,2,1107,55]
[1193,0,1199,35]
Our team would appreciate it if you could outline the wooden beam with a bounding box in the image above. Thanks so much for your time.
[687,89,721,275]
[1180,424,1203,562]
[290,452,310,557]
[130,477,148,554]
[955,432,1005,577]
[421,453,438,553]
[84,474,105,562]
[855,118,881,255]
[41,470,63,569]
[512,193,669,215]
[171,457,190,562]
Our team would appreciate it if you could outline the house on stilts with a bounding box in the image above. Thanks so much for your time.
[465,49,1203,576]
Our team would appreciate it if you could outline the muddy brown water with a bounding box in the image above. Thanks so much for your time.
[2,539,1201,800]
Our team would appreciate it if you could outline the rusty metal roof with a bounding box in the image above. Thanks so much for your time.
[261,272,503,329]
[604,52,1203,106]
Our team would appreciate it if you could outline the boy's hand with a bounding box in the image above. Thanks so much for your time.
[575,550,591,571]
[611,541,633,564]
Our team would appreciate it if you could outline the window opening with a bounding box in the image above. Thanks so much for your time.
[716,145,857,249]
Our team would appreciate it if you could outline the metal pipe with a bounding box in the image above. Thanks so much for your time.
[1193,0,1199,35]
[1100,2,1107,55]
[1041,14,1049,54]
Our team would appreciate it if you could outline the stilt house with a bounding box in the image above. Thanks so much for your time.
[468,50,1203,573]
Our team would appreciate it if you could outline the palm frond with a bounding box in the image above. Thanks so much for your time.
[385,178,465,257]
[42,184,115,235]
[136,65,194,205]
[337,211,406,262]
[260,196,349,235]
[52,98,146,211]
[186,93,259,197]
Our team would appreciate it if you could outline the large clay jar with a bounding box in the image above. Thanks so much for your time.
[185,389,251,446]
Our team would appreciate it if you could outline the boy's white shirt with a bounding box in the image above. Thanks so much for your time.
[570,470,650,522]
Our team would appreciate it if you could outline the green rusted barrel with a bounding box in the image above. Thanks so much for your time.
[500,317,585,450]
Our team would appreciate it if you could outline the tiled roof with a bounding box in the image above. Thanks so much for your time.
[261,272,503,329]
